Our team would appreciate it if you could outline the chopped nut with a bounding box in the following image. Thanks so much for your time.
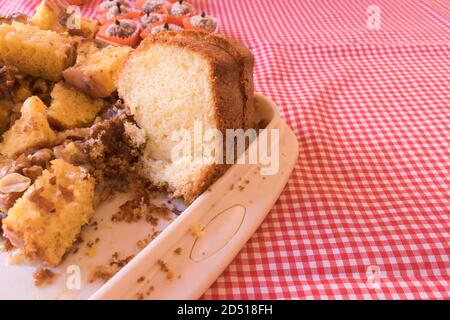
[22,165,43,182]
[10,154,32,174]
[0,172,31,193]
[32,79,49,95]
[53,141,89,165]
[30,148,53,168]
[0,192,21,212]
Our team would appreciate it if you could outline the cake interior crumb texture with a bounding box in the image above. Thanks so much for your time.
[118,31,255,203]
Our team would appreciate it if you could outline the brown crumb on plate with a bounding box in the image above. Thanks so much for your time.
[89,252,134,283]
[136,292,144,300]
[157,259,174,280]
[33,268,57,287]
[89,265,116,283]
[189,223,205,237]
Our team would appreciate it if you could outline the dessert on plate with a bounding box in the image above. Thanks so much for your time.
[0,1,255,274]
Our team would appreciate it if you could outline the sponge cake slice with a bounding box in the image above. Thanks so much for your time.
[118,31,255,203]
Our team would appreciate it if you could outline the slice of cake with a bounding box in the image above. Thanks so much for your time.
[0,22,77,81]
[0,96,56,159]
[118,30,255,203]
[47,82,105,130]
[63,45,132,98]
[2,159,95,267]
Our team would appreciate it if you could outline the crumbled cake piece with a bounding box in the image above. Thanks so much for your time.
[69,17,99,39]
[33,267,57,286]
[2,159,95,267]
[29,0,69,33]
[0,96,56,159]
[111,188,172,224]
[75,39,101,64]
[81,103,143,191]
[63,45,132,98]
[47,82,105,130]
[0,22,76,81]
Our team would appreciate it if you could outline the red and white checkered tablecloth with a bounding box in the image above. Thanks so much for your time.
[1,0,449,300]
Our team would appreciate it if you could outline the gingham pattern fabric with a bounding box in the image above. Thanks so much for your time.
[1,0,448,300]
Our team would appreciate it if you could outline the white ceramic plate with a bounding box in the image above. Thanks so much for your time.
[0,93,298,300]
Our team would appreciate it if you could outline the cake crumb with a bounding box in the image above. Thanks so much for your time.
[173,247,182,255]
[89,266,116,283]
[0,237,14,252]
[85,246,96,257]
[157,259,174,280]
[89,252,134,283]
[137,276,145,283]
[7,252,24,265]
[135,292,144,300]
[145,285,155,296]
[111,192,170,224]
[189,223,205,237]
[33,268,57,287]
[137,238,150,249]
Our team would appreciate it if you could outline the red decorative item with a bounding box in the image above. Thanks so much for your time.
[96,19,141,47]
[166,0,195,27]
[182,13,217,33]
